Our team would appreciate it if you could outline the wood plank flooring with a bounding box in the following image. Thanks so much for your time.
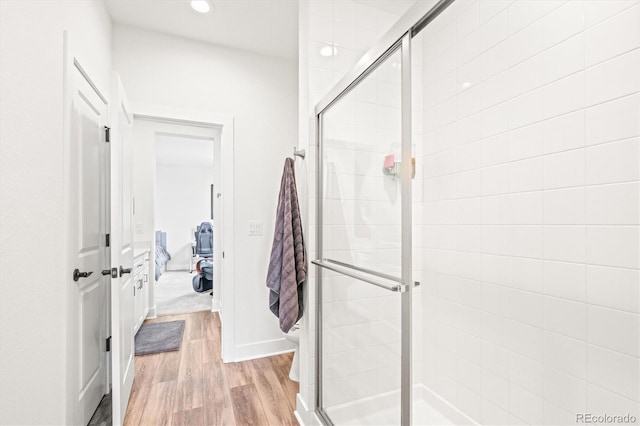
[124,311,299,426]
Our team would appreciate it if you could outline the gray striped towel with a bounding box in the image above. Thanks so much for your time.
[266,158,307,333]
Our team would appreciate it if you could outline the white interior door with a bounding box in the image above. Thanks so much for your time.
[110,74,135,426]
[67,60,109,426]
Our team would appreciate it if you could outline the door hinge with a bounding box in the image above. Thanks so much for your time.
[104,126,110,143]
[222,251,225,259]
[105,234,110,247]
[106,336,112,352]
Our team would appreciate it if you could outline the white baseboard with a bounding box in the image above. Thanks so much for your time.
[147,305,157,319]
[211,300,221,312]
[229,337,295,362]
[294,394,307,426]
[166,265,190,272]
[295,393,324,426]
[294,409,305,425]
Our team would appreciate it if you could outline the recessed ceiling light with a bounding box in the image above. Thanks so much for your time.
[320,45,337,57]
[191,0,211,13]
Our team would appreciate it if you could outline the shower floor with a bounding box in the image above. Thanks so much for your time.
[324,385,477,425]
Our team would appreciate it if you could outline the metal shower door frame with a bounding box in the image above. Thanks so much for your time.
[313,1,456,425]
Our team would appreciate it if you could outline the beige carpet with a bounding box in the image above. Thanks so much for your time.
[155,271,212,316]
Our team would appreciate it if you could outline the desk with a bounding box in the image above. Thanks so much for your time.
[189,243,196,272]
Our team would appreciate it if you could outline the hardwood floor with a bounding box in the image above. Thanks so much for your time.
[124,311,299,426]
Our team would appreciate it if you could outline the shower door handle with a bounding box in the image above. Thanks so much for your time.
[312,259,407,293]
[323,258,402,282]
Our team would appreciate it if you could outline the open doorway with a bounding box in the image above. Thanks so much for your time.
[155,133,220,315]
[154,132,221,315]
[129,108,235,361]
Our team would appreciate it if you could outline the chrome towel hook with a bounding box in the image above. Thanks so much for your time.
[293,147,306,159]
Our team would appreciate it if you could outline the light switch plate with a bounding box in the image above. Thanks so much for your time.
[248,221,263,236]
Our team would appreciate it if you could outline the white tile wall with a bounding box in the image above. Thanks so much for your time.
[543,187,585,224]
[541,0,584,49]
[417,0,640,424]
[585,4,639,67]
[543,330,586,380]
[301,0,639,424]
[586,226,639,269]
[586,138,640,185]
[588,305,640,357]
[588,344,640,401]
[585,94,640,146]
[541,72,584,120]
[587,265,640,313]
[585,49,639,106]
[507,19,542,66]
[541,110,585,154]
[541,33,584,84]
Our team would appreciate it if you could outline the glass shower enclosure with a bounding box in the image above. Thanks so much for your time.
[313,0,640,424]
[313,2,444,424]
[314,43,409,425]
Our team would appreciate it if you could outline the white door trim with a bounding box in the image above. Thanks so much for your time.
[130,103,236,362]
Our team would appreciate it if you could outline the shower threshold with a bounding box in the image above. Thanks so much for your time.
[324,384,478,425]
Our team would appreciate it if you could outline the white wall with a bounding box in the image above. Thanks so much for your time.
[416,1,640,424]
[155,133,218,271]
[156,163,214,270]
[113,23,299,358]
[0,1,112,424]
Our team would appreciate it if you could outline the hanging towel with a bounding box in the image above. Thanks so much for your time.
[267,157,307,333]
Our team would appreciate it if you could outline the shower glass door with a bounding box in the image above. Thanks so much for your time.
[316,42,411,425]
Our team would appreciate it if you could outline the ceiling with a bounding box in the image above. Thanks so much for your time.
[105,0,299,60]
[362,0,417,14]
[105,1,418,61]
[155,134,215,168]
